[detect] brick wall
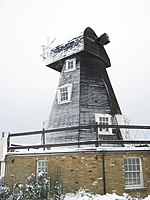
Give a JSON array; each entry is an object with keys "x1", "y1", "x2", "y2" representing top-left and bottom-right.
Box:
[{"x1": 5, "y1": 149, "x2": 150, "y2": 198}]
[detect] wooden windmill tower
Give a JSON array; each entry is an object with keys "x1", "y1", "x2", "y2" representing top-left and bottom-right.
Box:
[{"x1": 42, "y1": 27, "x2": 124, "y2": 144}]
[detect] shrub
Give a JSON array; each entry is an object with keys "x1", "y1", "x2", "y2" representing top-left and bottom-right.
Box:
[
  {"x1": 0, "y1": 176, "x2": 11, "y2": 200},
  {"x1": 15, "y1": 172, "x2": 50, "y2": 200}
]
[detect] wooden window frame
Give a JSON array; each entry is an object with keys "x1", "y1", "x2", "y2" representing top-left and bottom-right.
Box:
[
  {"x1": 124, "y1": 157, "x2": 143, "y2": 189},
  {"x1": 64, "y1": 58, "x2": 76, "y2": 72},
  {"x1": 58, "y1": 84, "x2": 72, "y2": 104},
  {"x1": 37, "y1": 160, "x2": 48, "y2": 175},
  {"x1": 95, "y1": 114, "x2": 112, "y2": 134}
]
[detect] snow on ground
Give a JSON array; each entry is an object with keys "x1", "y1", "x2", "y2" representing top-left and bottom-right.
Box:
[{"x1": 63, "y1": 190, "x2": 150, "y2": 200}]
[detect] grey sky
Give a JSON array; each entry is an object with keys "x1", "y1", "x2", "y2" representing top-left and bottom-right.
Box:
[{"x1": 0, "y1": 0, "x2": 150, "y2": 143}]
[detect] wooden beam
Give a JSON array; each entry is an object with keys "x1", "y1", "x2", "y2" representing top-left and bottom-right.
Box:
[{"x1": 9, "y1": 124, "x2": 150, "y2": 137}]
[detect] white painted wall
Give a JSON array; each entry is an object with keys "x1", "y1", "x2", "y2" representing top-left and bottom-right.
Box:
[{"x1": 0, "y1": 132, "x2": 8, "y2": 176}]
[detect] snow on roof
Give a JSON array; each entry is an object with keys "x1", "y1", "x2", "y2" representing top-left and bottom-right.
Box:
[{"x1": 6, "y1": 146, "x2": 150, "y2": 157}]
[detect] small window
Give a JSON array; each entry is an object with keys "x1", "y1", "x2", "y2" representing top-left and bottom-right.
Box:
[
  {"x1": 65, "y1": 58, "x2": 76, "y2": 72},
  {"x1": 124, "y1": 157, "x2": 143, "y2": 188},
  {"x1": 37, "y1": 160, "x2": 48, "y2": 175},
  {"x1": 95, "y1": 114, "x2": 112, "y2": 134},
  {"x1": 60, "y1": 87, "x2": 68, "y2": 101},
  {"x1": 58, "y1": 84, "x2": 72, "y2": 104}
]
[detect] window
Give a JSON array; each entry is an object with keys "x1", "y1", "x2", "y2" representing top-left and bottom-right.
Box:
[
  {"x1": 124, "y1": 157, "x2": 143, "y2": 188},
  {"x1": 58, "y1": 84, "x2": 72, "y2": 104},
  {"x1": 95, "y1": 114, "x2": 112, "y2": 134},
  {"x1": 37, "y1": 160, "x2": 48, "y2": 175},
  {"x1": 60, "y1": 87, "x2": 68, "y2": 102},
  {"x1": 65, "y1": 58, "x2": 76, "y2": 72}
]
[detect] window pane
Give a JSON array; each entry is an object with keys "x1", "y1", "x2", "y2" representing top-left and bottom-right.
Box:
[
  {"x1": 129, "y1": 165, "x2": 132, "y2": 171},
  {"x1": 60, "y1": 87, "x2": 68, "y2": 101},
  {"x1": 37, "y1": 160, "x2": 48, "y2": 174},
  {"x1": 68, "y1": 61, "x2": 74, "y2": 69},
  {"x1": 124, "y1": 165, "x2": 128, "y2": 171},
  {"x1": 65, "y1": 59, "x2": 76, "y2": 71},
  {"x1": 136, "y1": 158, "x2": 140, "y2": 164},
  {"x1": 99, "y1": 117, "x2": 109, "y2": 132},
  {"x1": 124, "y1": 159, "x2": 127, "y2": 165},
  {"x1": 133, "y1": 165, "x2": 136, "y2": 171},
  {"x1": 137, "y1": 165, "x2": 140, "y2": 170}
]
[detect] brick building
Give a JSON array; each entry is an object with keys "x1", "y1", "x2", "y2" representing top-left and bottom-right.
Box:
[{"x1": 5, "y1": 147, "x2": 150, "y2": 198}]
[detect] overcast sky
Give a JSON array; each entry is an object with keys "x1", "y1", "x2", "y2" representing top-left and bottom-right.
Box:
[{"x1": 0, "y1": 0, "x2": 150, "y2": 143}]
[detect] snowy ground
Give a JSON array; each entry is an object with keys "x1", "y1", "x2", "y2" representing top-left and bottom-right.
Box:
[{"x1": 63, "y1": 190, "x2": 150, "y2": 200}]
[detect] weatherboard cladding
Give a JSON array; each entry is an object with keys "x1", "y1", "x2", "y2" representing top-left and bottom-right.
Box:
[
  {"x1": 47, "y1": 53, "x2": 121, "y2": 143},
  {"x1": 79, "y1": 53, "x2": 121, "y2": 141},
  {"x1": 47, "y1": 56, "x2": 80, "y2": 143},
  {"x1": 46, "y1": 27, "x2": 122, "y2": 143}
]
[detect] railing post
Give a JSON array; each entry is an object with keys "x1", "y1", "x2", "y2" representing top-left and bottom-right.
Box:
[
  {"x1": 7, "y1": 132, "x2": 10, "y2": 152},
  {"x1": 95, "y1": 122, "x2": 99, "y2": 147},
  {"x1": 42, "y1": 128, "x2": 46, "y2": 150}
]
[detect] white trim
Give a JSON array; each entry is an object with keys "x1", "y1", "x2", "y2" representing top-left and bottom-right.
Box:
[
  {"x1": 124, "y1": 157, "x2": 143, "y2": 189},
  {"x1": 64, "y1": 58, "x2": 76, "y2": 72},
  {"x1": 95, "y1": 114, "x2": 112, "y2": 134},
  {"x1": 37, "y1": 160, "x2": 48, "y2": 175},
  {"x1": 58, "y1": 84, "x2": 72, "y2": 104}
]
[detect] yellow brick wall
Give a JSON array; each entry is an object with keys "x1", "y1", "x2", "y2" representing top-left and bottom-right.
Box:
[{"x1": 5, "y1": 150, "x2": 150, "y2": 198}]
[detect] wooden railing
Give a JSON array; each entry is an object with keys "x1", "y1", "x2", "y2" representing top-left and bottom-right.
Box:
[{"x1": 7, "y1": 124, "x2": 150, "y2": 151}]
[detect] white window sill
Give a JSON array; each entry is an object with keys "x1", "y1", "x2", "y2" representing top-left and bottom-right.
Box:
[
  {"x1": 64, "y1": 68, "x2": 76, "y2": 73},
  {"x1": 125, "y1": 186, "x2": 146, "y2": 190},
  {"x1": 98, "y1": 132, "x2": 113, "y2": 135},
  {"x1": 58, "y1": 100, "x2": 71, "y2": 104}
]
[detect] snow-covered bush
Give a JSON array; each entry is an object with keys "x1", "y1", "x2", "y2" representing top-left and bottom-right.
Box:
[
  {"x1": 11, "y1": 174, "x2": 150, "y2": 200},
  {"x1": 54, "y1": 179, "x2": 63, "y2": 200},
  {"x1": 0, "y1": 176, "x2": 11, "y2": 200},
  {"x1": 15, "y1": 172, "x2": 50, "y2": 200}
]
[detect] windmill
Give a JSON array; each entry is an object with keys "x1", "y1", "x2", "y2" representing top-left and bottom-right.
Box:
[{"x1": 42, "y1": 27, "x2": 124, "y2": 145}]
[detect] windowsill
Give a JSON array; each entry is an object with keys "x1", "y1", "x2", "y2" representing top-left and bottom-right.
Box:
[
  {"x1": 58, "y1": 100, "x2": 71, "y2": 104},
  {"x1": 125, "y1": 186, "x2": 146, "y2": 190},
  {"x1": 98, "y1": 132, "x2": 113, "y2": 135},
  {"x1": 64, "y1": 68, "x2": 76, "y2": 73}
]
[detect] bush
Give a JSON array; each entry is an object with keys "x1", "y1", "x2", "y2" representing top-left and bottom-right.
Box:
[
  {"x1": 0, "y1": 176, "x2": 11, "y2": 200},
  {"x1": 15, "y1": 172, "x2": 50, "y2": 200}
]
